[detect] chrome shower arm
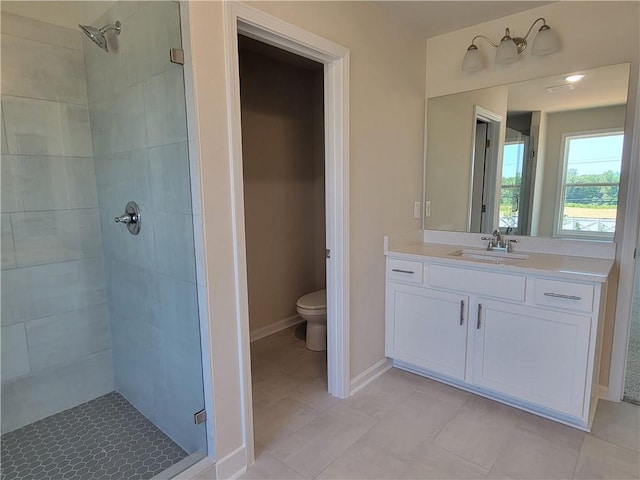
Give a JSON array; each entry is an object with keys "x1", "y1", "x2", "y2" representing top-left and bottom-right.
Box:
[{"x1": 99, "y1": 21, "x2": 122, "y2": 35}]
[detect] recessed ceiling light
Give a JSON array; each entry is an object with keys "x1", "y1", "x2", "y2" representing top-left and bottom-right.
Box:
[{"x1": 565, "y1": 74, "x2": 585, "y2": 83}]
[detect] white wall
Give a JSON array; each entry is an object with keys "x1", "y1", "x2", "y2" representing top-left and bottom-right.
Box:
[
  {"x1": 187, "y1": 0, "x2": 426, "y2": 465},
  {"x1": 537, "y1": 105, "x2": 627, "y2": 237},
  {"x1": 425, "y1": 0, "x2": 639, "y2": 387}
]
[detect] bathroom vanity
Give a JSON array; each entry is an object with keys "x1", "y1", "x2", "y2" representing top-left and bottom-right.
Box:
[{"x1": 384, "y1": 232, "x2": 614, "y2": 430}]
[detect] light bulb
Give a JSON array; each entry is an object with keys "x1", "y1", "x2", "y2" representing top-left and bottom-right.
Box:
[
  {"x1": 462, "y1": 45, "x2": 484, "y2": 72},
  {"x1": 495, "y1": 38, "x2": 518, "y2": 64},
  {"x1": 531, "y1": 25, "x2": 559, "y2": 56}
]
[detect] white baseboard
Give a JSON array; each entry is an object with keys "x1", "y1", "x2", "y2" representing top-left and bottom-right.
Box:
[
  {"x1": 349, "y1": 358, "x2": 392, "y2": 395},
  {"x1": 173, "y1": 455, "x2": 214, "y2": 479},
  {"x1": 214, "y1": 445, "x2": 247, "y2": 480},
  {"x1": 598, "y1": 384, "x2": 617, "y2": 401},
  {"x1": 250, "y1": 315, "x2": 304, "y2": 343}
]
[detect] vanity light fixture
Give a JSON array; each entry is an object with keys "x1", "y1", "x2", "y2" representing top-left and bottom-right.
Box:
[{"x1": 462, "y1": 17, "x2": 559, "y2": 72}]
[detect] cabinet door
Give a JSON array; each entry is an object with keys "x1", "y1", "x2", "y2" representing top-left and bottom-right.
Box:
[
  {"x1": 472, "y1": 299, "x2": 591, "y2": 417},
  {"x1": 386, "y1": 283, "x2": 468, "y2": 380}
]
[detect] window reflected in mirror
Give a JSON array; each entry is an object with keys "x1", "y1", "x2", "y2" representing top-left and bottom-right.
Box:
[
  {"x1": 557, "y1": 130, "x2": 623, "y2": 239},
  {"x1": 424, "y1": 63, "x2": 630, "y2": 241}
]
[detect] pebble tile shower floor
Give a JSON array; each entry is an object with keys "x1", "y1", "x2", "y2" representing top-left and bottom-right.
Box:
[{"x1": 0, "y1": 392, "x2": 187, "y2": 480}]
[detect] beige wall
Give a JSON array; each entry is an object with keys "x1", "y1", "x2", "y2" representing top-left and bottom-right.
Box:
[
  {"x1": 537, "y1": 105, "x2": 627, "y2": 237},
  {"x1": 187, "y1": 1, "x2": 243, "y2": 460},
  {"x1": 425, "y1": 86, "x2": 508, "y2": 231},
  {"x1": 239, "y1": 48, "x2": 325, "y2": 334},
  {"x1": 187, "y1": 0, "x2": 426, "y2": 462},
  {"x1": 425, "y1": 1, "x2": 639, "y2": 388},
  {"x1": 425, "y1": 2, "x2": 639, "y2": 99},
  {"x1": 244, "y1": 1, "x2": 427, "y2": 378},
  {"x1": 529, "y1": 110, "x2": 548, "y2": 237}
]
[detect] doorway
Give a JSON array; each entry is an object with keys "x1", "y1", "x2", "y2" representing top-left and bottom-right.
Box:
[
  {"x1": 501, "y1": 112, "x2": 536, "y2": 236},
  {"x1": 237, "y1": 37, "x2": 330, "y2": 456},
  {"x1": 238, "y1": 36, "x2": 326, "y2": 348},
  {"x1": 469, "y1": 107, "x2": 502, "y2": 234},
  {"x1": 223, "y1": 2, "x2": 350, "y2": 467}
]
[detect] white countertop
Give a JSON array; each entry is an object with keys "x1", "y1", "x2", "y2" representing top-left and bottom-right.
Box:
[{"x1": 384, "y1": 236, "x2": 613, "y2": 283}]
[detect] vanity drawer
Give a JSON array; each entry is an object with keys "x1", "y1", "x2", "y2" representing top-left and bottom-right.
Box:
[
  {"x1": 427, "y1": 264, "x2": 526, "y2": 301},
  {"x1": 388, "y1": 258, "x2": 424, "y2": 285},
  {"x1": 533, "y1": 279, "x2": 594, "y2": 313}
]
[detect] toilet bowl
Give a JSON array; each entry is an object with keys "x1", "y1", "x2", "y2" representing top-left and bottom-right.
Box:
[{"x1": 296, "y1": 289, "x2": 327, "y2": 351}]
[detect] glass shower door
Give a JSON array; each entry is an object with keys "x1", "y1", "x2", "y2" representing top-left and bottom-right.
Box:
[
  {"x1": 624, "y1": 237, "x2": 640, "y2": 405},
  {"x1": 500, "y1": 129, "x2": 529, "y2": 235},
  {"x1": 84, "y1": 0, "x2": 207, "y2": 455}
]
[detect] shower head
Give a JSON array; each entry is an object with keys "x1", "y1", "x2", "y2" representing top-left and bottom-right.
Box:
[{"x1": 79, "y1": 20, "x2": 121, "y2": 52}]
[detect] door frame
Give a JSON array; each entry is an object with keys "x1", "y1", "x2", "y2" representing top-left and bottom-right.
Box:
[
  {"x1": 469, "y1": 106, "x2": 503, "y2": 233},
  {"x1": 503, "y1": 130, "x2": 531, "y2": 235},
  {"x1": 470, "y1": 121, "x2": 488, "y2": 233},
  {"x1": 223, "y1": 1, "x2": 351, "y2": 466},
  {"x1": 604, "y1": 69, "x2": 640, "y2": 401}
]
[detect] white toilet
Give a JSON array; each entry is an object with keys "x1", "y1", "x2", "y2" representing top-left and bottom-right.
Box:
[{"x1": 296, "y1": 289, "x2": 327, "y2": 351}]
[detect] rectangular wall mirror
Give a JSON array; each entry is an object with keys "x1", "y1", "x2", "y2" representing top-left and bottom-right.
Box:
[{"x1": 424, "y1": 63, "x2": 630, "y2": 241}]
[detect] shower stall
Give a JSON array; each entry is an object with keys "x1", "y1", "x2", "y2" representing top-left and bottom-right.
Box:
[{"x1": 1, "y1": 2, "x2": 208, "y2": 479}]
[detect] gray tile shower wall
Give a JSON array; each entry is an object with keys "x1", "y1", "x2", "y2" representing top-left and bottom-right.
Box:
[
  {"x1": 83, "y1": 1, "x2": 206, "y2": 454},
  {"x1": 0, "y1": 13, "x2": 113, "y2": 433}
]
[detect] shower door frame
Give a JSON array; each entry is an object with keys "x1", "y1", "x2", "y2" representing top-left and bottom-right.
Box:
[
  {"x1": 223, "y1": 1, "x2": 351, "y2": 469},
  {"x1": 609, "y1": 71, "x2": 640, "y2": 402}
]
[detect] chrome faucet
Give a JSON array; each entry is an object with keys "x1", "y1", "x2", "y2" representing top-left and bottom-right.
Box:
[
  {"x1": 493, "y1": 230, "x2": 503, "y2": 248},
  {"x1": 481, "y1": 230, "x2": 518, "y2": 253}
]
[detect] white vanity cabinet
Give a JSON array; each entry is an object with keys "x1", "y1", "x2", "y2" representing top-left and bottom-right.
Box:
[
  {"x1": 385, "y1": 255, "x2": 607, "y2": 430},
  {"x1": 471, "y1": 300, "x2": 591, "y2": 418},
  {"x1": 386, "y1": 282, "x2": 468, "y2": 380}
]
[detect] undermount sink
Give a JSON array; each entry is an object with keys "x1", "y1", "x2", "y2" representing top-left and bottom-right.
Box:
[{"x1": 449, "y1": 248, "x2": 530, "y2": 264}]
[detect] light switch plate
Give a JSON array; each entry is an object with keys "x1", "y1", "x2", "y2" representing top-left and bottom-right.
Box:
[
  {"x1": 413, "y1": 201, "x2": 421, "y2": 219},
  {"x1": 425, "y1": 200, "x2": 431, "y2": 218}
]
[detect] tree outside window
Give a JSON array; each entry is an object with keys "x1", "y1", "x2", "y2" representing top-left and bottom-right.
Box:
[{"x1": 556, "y1": 130, "x2": 624, "y2": 239}]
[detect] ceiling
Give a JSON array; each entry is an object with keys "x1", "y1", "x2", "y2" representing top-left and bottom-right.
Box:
[
  {"x1": 374, "y1": 1, "x2": 553, "y2": 38},
  {"x1": 507, "y1": 63, "x2": 630, "y2": 113},
  {"x1": 2, "y1": 1, "x2": 553, "y2": 38}
]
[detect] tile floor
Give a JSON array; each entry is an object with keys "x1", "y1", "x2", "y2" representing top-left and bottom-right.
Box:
[
  {"x1": 0, "y1": 392, "x2": 187, "y2": 480},
  {"x1": 200, "y1": 326, "x2": 640, "y2": 479}
]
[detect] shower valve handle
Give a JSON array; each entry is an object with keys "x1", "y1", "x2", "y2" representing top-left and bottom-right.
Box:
[
  {"x1": 114, "y1": 213, "x2": 137, "y2": 224},
  {"x1": 114, "y1": 201, "x2": 141, "y2": 235}
]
